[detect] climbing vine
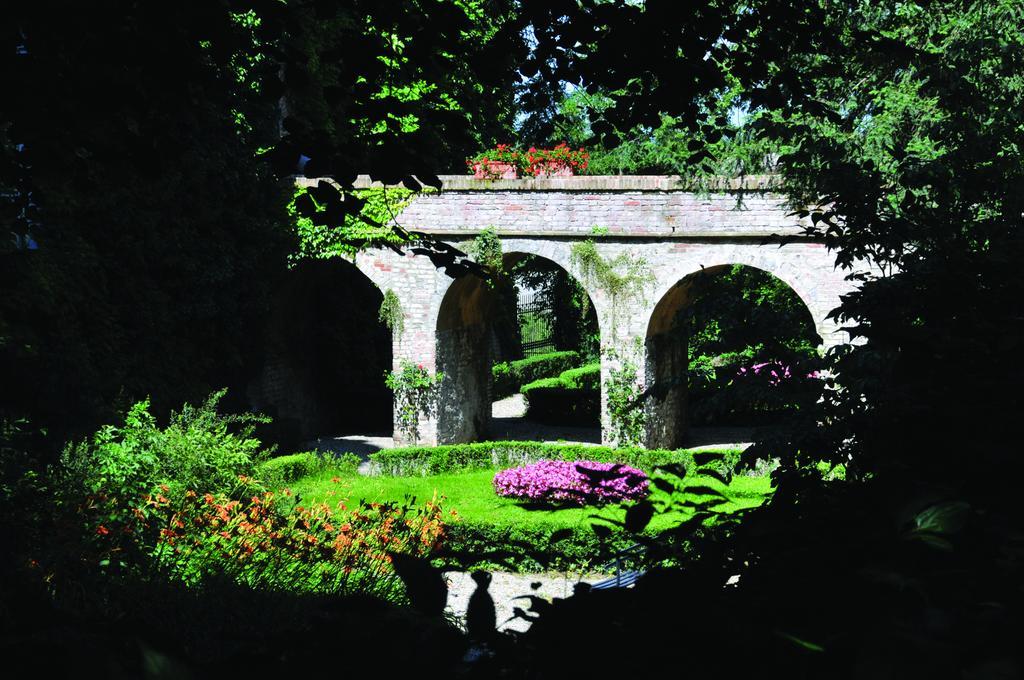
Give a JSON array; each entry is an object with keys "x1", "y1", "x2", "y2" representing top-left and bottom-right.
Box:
[
  {"x1": 468, "y1": 227, "x2": 503, "y2": 282},
  {"x1": 289, "y1": 186, "x2": 425, "y2": 263},
  {"x1": 603, "y1": 345, "x2": 646, "y2": 448},
  {"x1": 385, "y1": 360, "x2": 443, "y2": 443},
  {"x1": 378, "y1": 289, "x2": 405, "y2": 340},
  {"x1": 569, "y1": 238, "x2": 654, "y2": 334}
]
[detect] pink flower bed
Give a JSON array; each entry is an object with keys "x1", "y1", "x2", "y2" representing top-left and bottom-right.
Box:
[{"x1": 493, "y1": 460, "x2": 650, "y2": 506}]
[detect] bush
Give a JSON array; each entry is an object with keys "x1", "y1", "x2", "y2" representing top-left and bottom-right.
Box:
[
  {"x1": 491, "y1": 350, "x2": 581, "y2": 399},
  {"x1": 437, "y1": 522, "x2": 639, "y2": 573},
  {"x1": 522, "y1": 363, "x2": 601, "y2": 423},
  {"x1": 142, "y1": 489, "x2": 446, "y2": 597},
  {"x1": 368, "y1": 440, "x2": 743, "y2": 477},
  {"x1": 255, "y1": 451, "x2": 361, "y2": 488},
  {"x1": 493, "y1": 460, "x2": 650, "y2": 505},
  {"x1": 59, "y1": 390, "x2": 269, "y2": 508},
  {"x1": 558, "y1": 363, "x2": 601, "y2": 390}
]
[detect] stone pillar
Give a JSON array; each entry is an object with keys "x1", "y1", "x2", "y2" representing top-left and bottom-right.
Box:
[
  {"x1": 644, "y1": 324, "x2": 688, "y2": 449},
  {"x1": 431, "y1": 273, "x2": 497, "y2": 445},
  {"x1": 436, "y1": 323, "x2": 492, "y2": 444}
]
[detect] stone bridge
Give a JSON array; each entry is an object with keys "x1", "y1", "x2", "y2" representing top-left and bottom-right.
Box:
[{"x1": 304, "y1": 175, "x2": 857, "y2": 448}]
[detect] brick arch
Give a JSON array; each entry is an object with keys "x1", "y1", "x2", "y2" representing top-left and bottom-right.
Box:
[
  {"x1": 310, "y1": 175, "x2": 866, "y2": 447},
  {"x1": 501, "y1": 247, "x2": 604, "y2": 342},
  {"x1": 647, "y1": 263, "x2": 820, "y2": 341},
  {"x1": 352, "y1": 250, "x2": 395, "y2": 292},
  {"x1": 497, "y1": 238, "x2": 610, "y2": 325},
  {"x1": 648, "y1": 250, "x2": 846, "y2": 349},
  {"x1": 643, "y1": 261, "x2": 829, "y2": 449},
  {"x1": 249, "y1": 256, "x2": 394, "y2": 444}
]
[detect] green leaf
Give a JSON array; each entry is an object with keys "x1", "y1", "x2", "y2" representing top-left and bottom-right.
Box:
[
  {"x1": 913, "y1": 501, "x2": 970, "y2": 535},
  {"x1": 776, "y1": 630, "x2": 825, "y2": 653},
  {"x1": 624, "y1": 500, "x2": 655, "y2": 533},
  {"x1": 652, "y1": 478, "x2": 676, "y2": 493},
  {"x1": 680, "y1": 485, "x2": 727, "y2": 498}
]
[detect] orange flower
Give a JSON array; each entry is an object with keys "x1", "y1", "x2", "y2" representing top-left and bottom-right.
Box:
[{"x1": 96, "y1": 525, "x2": 110, "y2": 536}]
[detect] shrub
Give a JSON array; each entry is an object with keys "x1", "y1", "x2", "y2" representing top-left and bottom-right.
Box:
[
  {"x1": 255, "y1": 451, "x2": 361, "y2": 488},
  {"x1": 141, "y1": 489, "x2": 446, "y2": 598},
  {"x1": 491, "y1": 350, "x2": 581, "y2": 399},
  {"x1": 521, "y1": 363, "x2": 600, "y2": 423},
  {"x1": 385, "y1": 360, "x2": 443, "y2": 443},
  {"x1": 59, "y1": 390, "x2": 269, "y2": 509},
  {"x1": 491, "y1": 361, "x2": 517, "y2": 399},
  {"x1": 437, "y1": 522, "x2": 638, "y2": 573},
  {"x1": 558, "y1": 363, "x2": 601, "y2": 390},
  {"x1": 604, "y1": 346, "x2": 646, "y2": 447},
  {"x1": 368, "y1": 440, "x2": 744, "y2": 477},
  {"x1": 522, "y1": 384, "x2": 599, "y2": 424},
  {"x1": 493, "y1": 459, "x2": 650, "y2": 506}
]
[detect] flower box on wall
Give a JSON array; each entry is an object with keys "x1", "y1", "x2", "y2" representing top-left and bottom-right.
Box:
[
  {"x1": 471, "y1": 160, "x2": 518, "y2": 179},
  {"x1": 527, "y1": 161, "x2": 574, "y2": 177},
  {"x1": 467, "y1": 143, "x2": 589, "y2": 179}
]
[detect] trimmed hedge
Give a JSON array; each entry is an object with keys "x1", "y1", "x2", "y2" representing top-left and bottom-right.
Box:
[
  {"x1": 367, "y1": 440, "x2": 743, "y2": 477},
  {"x1": 558, "y1": 363, "x2": 601, "y2": 390},
  {"x1": 256, "y1": 451, "x2": 360, "y2": 487},
  {"x1": 522, "y1": 362, "x2": 601, "y2": 423},
  {"x1": 492, "y1": 350, "x2": 581, "y2": 399},
  {"x1": 436, "y1": 522, "x2": 641, "y2": 573}
]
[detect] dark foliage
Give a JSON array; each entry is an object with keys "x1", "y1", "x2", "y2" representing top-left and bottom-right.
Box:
[{"x1": 1, "y1": 3, "x2": 291, "y2": 444}]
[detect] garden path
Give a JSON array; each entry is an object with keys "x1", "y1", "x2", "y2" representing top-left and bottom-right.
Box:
[
  {"x1": 443, "y1": 570, "x2": 608, "y2": 634},
  {"x1": 308, "y1": 396, "x2": 762, "y2": 473},
  {"x1": 489, "y1": 394, "x2": 603, "y2": 444}
]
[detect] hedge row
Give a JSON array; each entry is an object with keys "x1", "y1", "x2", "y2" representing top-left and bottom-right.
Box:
[
  {"x1": 255, "y1": 451, "x2": 360, "y2": 487},
  {"x1": 522, "y1": 362, "x2": 601, "y2": 423},
  {"x1": 367, "y1": 440, "x2": 743, "y2": 477},
  {"x1": 492, "y1": 350, "x2": 581, "y2": 399},
  {"x1": 435, "y1": 522, "x2": 643, "y2": 573}
]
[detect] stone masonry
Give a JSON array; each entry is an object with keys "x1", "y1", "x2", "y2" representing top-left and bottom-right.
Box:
[{"x1": 298, "y1": 175, "x2": 860, "y2": 447}]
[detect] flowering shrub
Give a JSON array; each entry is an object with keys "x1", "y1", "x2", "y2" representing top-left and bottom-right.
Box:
[
  {"x1": 736, "y1": 361, "x2": 822, "y2": 385},
  {"x1": 85, "y1": 480, "x2": 447, "y2": 599},
  {"x1": 467, "y1": 143, "x2": 590, "y2": 178},
  {"x1": 493, "y1": 459, "x2": 649, "y2": 506},
  {"x1": 467, "y1": 143, "x2": 521, "y2": 178}
]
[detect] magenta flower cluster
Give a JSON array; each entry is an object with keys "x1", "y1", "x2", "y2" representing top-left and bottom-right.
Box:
[{"x1": 493, "y1": 460, "x2": 650, "y2": 506}]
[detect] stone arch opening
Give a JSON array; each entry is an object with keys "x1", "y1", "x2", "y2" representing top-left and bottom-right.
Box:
[
  {"x1": 503, "y1": 252, "x2": 601, "y2": 360},
  {"x1": 434, "y1": 251, "x2": 604, "y2": 445},
  {"x1": 436, "y1": 273, "x2": 499, "y2": 444},
  {"x1": 492, "y1": 252, "x2": 602, "y2": 441},
  {"x1": 645, "y1": 264, "x2": 822, "y2": 448},
  {"x1": 251, "y1": 259, "x2": 393, "y2": 448}
]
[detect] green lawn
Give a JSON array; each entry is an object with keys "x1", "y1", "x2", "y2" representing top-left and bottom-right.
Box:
[{"x1": 287, "y1": 467, "x2": 773, "y2": 533}]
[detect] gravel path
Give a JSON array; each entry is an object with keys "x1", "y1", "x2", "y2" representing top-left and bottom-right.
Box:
[
  {"x1": 305, "y1": 406, "x2": 762, "y2": 471},
  {"x1": 443, "y1": 570, "x2": 604, "y2": 634},
  {"x1": 307, "y1": 434, "x2": 393, "y2": 474},
  {"x1": 490, "y1": 395, "x2": 602, "y2": 444}
]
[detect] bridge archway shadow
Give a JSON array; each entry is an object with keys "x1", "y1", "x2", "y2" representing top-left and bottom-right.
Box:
[{"x1": 250, "y1": 259, "x2": 393, "y2": 450}]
